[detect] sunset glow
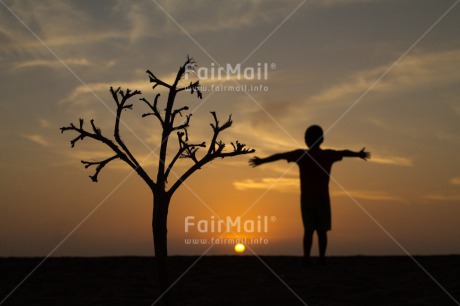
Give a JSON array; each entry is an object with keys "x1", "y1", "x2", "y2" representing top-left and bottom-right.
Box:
[{"x1": 0, "y1": 0, "x2": 459, "y2": 257}]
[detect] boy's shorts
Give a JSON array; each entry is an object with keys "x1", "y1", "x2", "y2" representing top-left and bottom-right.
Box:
[{"x1": 301, "y1": 200, "x2": 331, "y2": 231}]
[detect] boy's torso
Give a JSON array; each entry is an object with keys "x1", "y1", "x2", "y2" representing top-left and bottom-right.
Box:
[{"x1": 289, "y1": 149, "x2": 343, "y2": 201}]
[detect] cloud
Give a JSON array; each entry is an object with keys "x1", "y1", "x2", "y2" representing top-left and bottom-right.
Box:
[
  {"x1": 369, "y1": 155, "x2": 413, "y2": 167},
  {"x1": 38, "y1": 118, "x2": 51, "y2": 128},
  {"x1": 22, "y1": 134, "x2": 50, "y2": 147},
  {"x1": 437, "y1": 132, "x2": 460, "y2": 144},
  {"x1": 231, "y1": 120, "x2": 300, "y2": 152},
  {"x1": 149, "y1": 0, "x2": 382, "y2": 38},
  {"x1": 60, "y1": 76, "x2": 175, "y2": 106},
  {"x1": 0, "y1": 0, "x2": 383, "y2": 55},
  {"x1": 1, "y1": 1, "x2": 129, "y2": 53},
  {"x1": 11, "y1": 58, "x2": 91, "y2": 70},
  {"x1": 3, "y1": 0, "x2": 371, "y2": 65},
  {"x1": 9, "y1": 58, "x2": 116, "y2": 72},
  {"x1": 422, "y1": 194, "x2": 460, "y2": 201},
  {"x1": 306, "y1": 49, "x2": 460, "y2": 106},
  {"x1": 151, "y1": 0, "x2": 305, "y2": 35},
  {"x1": 233, "y1": 177, "x2": 299, "y2": 192},
  {"x1": 450, "y1": 177, "x2": 460, "y2": 186},
  {"x1": 233, "y1": 179, "x2": 405, "y2": 203},
  {"x1": 332, "y1": 189, "x2": 405, "y2": 202},
  {"x1": 109, "y1": 0, "x2": 311, "y2": 43},
  {"x1": 317, "y1": 0, "x2": 379, "y2": 4}
]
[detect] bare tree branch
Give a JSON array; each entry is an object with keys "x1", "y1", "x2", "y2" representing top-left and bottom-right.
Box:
[
  {"x1": 172, "y1": 114, "x2": 192, "y2": 132},
  {"x1": 179, "y1": 140, "x2": 206, "y2": 164},
  {"x1": 208, "y1": 112, "x2": 232, "y2": 155},
  {"x1": 110, "y1": 86, "x2": 139, "y2": 108},
  {"x1": 81, "y1": 155, "x2": 119, "y2": 182},
  {"x1": 61, "y1": 119, "x2": 133, "y2": 167},
  {"x1": 90, "y1": 119, "x2": 102, "y2": 136},
  {"x1": 112, "y1": 87, "x2": 143, "y2": 171},
  {"x1": 177, "y1": 80, "x2": 202, "y2": 99},
  {"x1": 219, "y1": 141, "x2": 255, "y2": 158},
  {"x1": 60, "y1": 118, "x2": 87, "y2": 148},
  {"x1": 155, "y1": 56, "x2": 202, "y2": 186},
  {"x1": 172, "y1": 56, "x2": 202, "y2": 99},
  {"x1": 168, "y1": 112, "x2": 254, "y2": 196},
  {"x1": 173, "y1": 55, "x2": 193, "y2": 87},
  {"x1": 61, "y1": 114, "x2": 155, "y2": 188},
  {"x1": 111, "y1": 86, "x2": 121, "y2": 105},
  {"x1": 63, "y1": 56, "x2": 254, "y2": 198},
  {"x1": 171, "y1": 106, "x2": 189, "y2": 125},
  {"x1": 164, "y1": 132, "x2": 187, "y2": 181},
  {"x1": 164, "y1": 131, "x2": 205, "y2": 181},
  {"x1": 140, "y1": 94, "x2": 164, "y2": 126},
  {"x1": 146, "y1": 70, "x2": 171, "y2": 89}
]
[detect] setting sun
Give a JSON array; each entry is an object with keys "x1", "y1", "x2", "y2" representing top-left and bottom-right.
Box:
[{"x1": 234, "y1": 243, "x2": 246, "y2": 253}]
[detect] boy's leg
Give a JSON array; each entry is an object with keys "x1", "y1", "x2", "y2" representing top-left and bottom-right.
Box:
[
  {"x1": 303, "y1": 228, "x2": 314, "y2": 260},
  {"x1": 317, "y1": 230, "x2": 328, "y2": 259}
]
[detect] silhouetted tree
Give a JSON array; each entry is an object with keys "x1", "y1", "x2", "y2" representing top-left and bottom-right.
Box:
[{"x1": 61, "y1": 56, "x2": 254, "y2": 298}]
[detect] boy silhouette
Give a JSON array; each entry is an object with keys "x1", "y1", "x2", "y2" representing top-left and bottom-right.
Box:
[{"x1": 249, "y1": 125, "x2": 370, "y2": 264}]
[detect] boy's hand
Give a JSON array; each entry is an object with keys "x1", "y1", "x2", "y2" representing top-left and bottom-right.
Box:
[
  {"x1": 359, "y1": 148, "x2": 371, "y2": 161},
  {"x1": 249, "y1": 157, "x2": 262, "y2": 167}
]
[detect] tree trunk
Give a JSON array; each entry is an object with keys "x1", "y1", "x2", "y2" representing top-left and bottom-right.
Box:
[{"x1": 152, "y1": 191, "x2": 170, "y2": 303}]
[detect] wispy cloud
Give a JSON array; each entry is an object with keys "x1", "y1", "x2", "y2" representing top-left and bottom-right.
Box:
[
  {"x1": 1, "y1": 0, "x2": 380, "y2": 55},
  {"x1": 450, "y1": 177, "x2": 460, "y2": 186},
  {"x1": 22, "y1": 134, "x2": 50, "y2": 147},
  {"x1": 60, "y1": 77, "x2": 173, "y2": 106},
  {"x1": 308, "y1": 0, "x2": 379, "y2": 6},
  {"x1": 422, "y1": 194, "x2": 460, "y2": 201},
  {"x1": 369, "y1": 155, "x2": 413, "y2": 167},
  {"x1": 11, "y1": 58, "x2": 91, "y2": 70},
  {"x1": 233, "y1": 179, "x2": 404, "y2": 203},
  {"x1": 1, "y1": 1, "x2": 128, "y2": 53},
  {"x1": 306, "y1": 49, "x2": 460, "y2": 106},
  {"x1": 233, "y1": 177, "x2": 299, "y2": 192},
  {"x1": 332, "y1": 189, "x2": 405, "y2": 202},
  {"x1": 38, "y1": 118, "x2": 51, "y2": 128},
  {"x1": 437, "y1": 132, "x2": 460, "y2": 144},
  {"x1": 232, "y1": 121, "x2": 299, "y2": 153}
]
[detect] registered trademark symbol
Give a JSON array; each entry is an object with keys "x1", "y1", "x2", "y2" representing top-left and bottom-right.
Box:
[
  {"x1": 270, "y1": 216, "x2": 277, "y2": 222},
  {"x1": 270, "y1": 63, "x2": 276, "y2": 69}
]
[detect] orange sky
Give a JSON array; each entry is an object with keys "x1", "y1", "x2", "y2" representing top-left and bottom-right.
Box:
[{"x1": 1, "y1": 0, "x2": 460, "y2": 256}]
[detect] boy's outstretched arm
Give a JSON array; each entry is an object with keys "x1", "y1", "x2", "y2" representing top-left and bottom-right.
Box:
[
  {"x1": 341, "y1": 147, "x2": 371, "y2": 160},
  {"x1": 249, "y1": 153, "x2": 285, "y2": 167}
]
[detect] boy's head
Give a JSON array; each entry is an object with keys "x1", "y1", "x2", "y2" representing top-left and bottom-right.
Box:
[{"x1": 305, "y1": 125, "x2": 324, "y2": 148}]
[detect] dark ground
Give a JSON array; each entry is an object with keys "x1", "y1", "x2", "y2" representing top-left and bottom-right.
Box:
[{"x1": 1, "y1": 256, "x2": 459, "y2": 306}]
